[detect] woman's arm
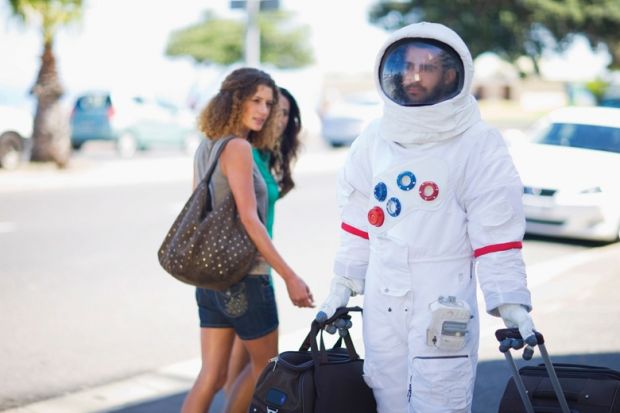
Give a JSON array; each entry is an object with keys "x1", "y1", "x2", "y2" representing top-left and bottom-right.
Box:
[{"x1": 220, "y1": 138, "x2": 314, "y2": 307}]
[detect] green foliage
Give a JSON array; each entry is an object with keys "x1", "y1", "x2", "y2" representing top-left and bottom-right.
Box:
[
  {"x1": 8, "y1": 0, "x2": 83, "y2": 43},
  {"x1": 585, "y1": 78, "x2": 609, "y2": 102},
  {"x1": 368, "y1": 0, "x2": 620, "y2": 70},
  {"x1": 166, "y1": 12, "x2": 244, "y2": 66},
  {"x1": 259, "y1": 12, "x2": 313, "y2": 68},
  {"x1": 166, "y1": 10, "x2": 314, "y2": 68}
]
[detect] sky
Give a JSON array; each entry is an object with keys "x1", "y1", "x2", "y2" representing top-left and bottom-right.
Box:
[
  {"x1": 0, "y1": 0, "x2": 612, "y2": 117},
  {"x1": 0, "y1": 0, "x2": 387, "y2": 110}
]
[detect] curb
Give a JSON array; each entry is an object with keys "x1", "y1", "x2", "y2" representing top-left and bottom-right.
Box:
[{"x1": 1, "y1": 329, "x2": 324, "y2": 413}]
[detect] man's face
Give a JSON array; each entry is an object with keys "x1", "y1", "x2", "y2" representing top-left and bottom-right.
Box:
[{"x1": 401, "y1": 46, "x2": 455, "y2": 105}]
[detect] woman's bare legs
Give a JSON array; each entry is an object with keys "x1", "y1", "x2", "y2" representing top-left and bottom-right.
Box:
[
  {"x1": 223, "y1": 335, "x2": 250, "y2": 397},
  {"x1": 181, "y1": 327, "x2": 236, "y2": 413},
  {"x1": 224, "y1": 329, "x2": 278, "y2": 413}
]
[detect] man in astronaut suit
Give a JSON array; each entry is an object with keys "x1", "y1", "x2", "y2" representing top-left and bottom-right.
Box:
[{"x1": 317, "y1": 22, "x2": 537, "y2": 412}]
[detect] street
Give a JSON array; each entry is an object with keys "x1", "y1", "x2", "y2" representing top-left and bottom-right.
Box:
[{"x1": 0, "y1": 142, "x2": 619, "y2": 412}]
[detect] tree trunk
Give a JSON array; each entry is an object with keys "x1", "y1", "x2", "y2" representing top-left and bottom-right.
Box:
[{"x1": 30, "y1": 41, "x2": 71, "y2": 168}]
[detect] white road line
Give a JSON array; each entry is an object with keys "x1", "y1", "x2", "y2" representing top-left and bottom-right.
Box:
[{"x1": 0, "y1": 222, "x2": 17, "y2": 233}]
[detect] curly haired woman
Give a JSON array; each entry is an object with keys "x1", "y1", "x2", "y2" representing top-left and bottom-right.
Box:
[
  {"x1": 181, "y1": 69, "x2": 314, "y2": 413},
  {"x1": 221, "y1": 86, "x2": 304, "y2": 402}
]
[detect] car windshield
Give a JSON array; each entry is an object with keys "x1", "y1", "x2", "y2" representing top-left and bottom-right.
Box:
[
  {"x1": 533, "y1": 122, "x2": 620, "y2": 154},
  {"x1": 74, "y1": 94, "x2": 111, "y2": 111}
]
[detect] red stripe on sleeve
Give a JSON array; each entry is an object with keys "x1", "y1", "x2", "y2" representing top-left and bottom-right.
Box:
[
  {"x1": 341, "y1": 222, "x2": 369, "y2": 240},
  {"x1": 474, "y1": 241, "x2": 522, "y2": 258}
]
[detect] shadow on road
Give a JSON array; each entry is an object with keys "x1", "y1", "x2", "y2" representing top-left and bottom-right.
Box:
[
  {"x1": 106, "y1": 352, "x2": 620, "y2": 413},
  {"x1": 105, "y1": 390, "x2": 224, "y2": 413},
  {"x1": 474, "y1": 352, "x2": 620, "y2": 413},
  {"x1": 524, "y1": 232, "x2": 613, "y2": 248}
]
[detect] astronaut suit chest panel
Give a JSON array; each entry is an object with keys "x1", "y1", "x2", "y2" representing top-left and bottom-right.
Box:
[
  {"x1": 366, "y1": 138, "x2": 461, "y2": 239},
  {"x1": 362, "y1": 135, "x2": 478, "y2": 298}
]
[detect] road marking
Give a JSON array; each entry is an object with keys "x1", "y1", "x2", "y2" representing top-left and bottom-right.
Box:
[{"x1": 0, "y1": 222, "x2": 17, "y2": 233}]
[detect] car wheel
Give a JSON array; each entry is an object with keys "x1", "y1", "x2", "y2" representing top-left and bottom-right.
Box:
[
  {"x1": 0, "y1": 132, "x2": 23, "y2": 170},
  {"x1": 71, "y1": 141, "x2": 83, "y2": 151},
  {"x1": 117, "y1": 132, "x2": 137, "y2": 158}
]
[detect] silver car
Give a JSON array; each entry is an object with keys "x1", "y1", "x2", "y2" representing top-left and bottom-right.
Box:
[
  {"x1": 319, "y1": 92, "x2": 383, "y2": 147},
  {"x1": 509, "y1": 106, "x2": 620, "y2": 242}
]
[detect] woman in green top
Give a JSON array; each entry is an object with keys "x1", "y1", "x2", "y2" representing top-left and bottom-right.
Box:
[
  {"x1": 252, "y1": 86, "x2": 301, "y2": 235},
  {"x1": 223, "y1": 87, "x2": 303, "y2": 399}
]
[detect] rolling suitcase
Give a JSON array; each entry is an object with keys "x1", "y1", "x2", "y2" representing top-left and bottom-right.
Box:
[{"x1": 496, "y1": 328, "x2": 620, "y2": 413}]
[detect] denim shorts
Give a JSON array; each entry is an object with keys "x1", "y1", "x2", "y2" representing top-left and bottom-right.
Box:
[{"x1": 195, "y1": 275, "x2": 279, "y2": 340}]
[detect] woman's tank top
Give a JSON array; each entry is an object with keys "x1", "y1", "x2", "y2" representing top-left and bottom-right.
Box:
[{"x1": 252, "y1": 148, "x2": 279, "y2": 237}]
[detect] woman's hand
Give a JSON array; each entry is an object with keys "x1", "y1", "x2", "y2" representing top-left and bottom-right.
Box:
[{"x1": 284, "y1": 274, "x2": 315, "y2": 308}]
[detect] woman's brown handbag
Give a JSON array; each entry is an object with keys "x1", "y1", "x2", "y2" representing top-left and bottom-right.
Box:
[{"x1": 157, "y1": 137, "x2": 257, "y2": 291}]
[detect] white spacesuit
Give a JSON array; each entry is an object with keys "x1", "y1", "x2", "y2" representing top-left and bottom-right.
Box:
[{"x1": 318, "y1": 22, "x2": 536, "y2": 412}]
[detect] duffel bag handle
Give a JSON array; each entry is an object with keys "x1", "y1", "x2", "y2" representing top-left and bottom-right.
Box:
[
  {"x1": 318, "y1": 306, "x2": 363, "y2": 328},
  {"x1": 299, "y1": 306, "x2": 362, "y2": 363}
]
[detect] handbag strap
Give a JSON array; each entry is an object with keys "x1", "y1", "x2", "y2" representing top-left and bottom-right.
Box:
[
  {"x1": 201, "y1": 136, "x2": 236, "y2": 188},
  {"x1": 199, "y1": 135, "x2": 268, "y2": 225},
  {"x1": 199, "y1": 136, "x2": 237, "y2": 213}
]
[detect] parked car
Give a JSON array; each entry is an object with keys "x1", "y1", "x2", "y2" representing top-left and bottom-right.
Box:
[
  {"x1": 599, "y1": 95, "x2": 620, "y2": 108},
  {"x1": 599, "y1": 83, "x2": 620, "y2": 108},
  {"x1": 70, "y1": 91, "x2": 200, "y2": 157},
  {"x1": 0, "y1": 104, "x2": 32, "y2": 170},
  {"x1": 319, "y1": 92, "x2": 383, "y2": 147},
  {"x1": 509, "y1": 106, "x2": 620, "y2": 242}
]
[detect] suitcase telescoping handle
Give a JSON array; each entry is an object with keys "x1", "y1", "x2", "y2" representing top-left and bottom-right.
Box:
[{"x1": 495, "y1": 328, "x2": 571, "y2": 413}]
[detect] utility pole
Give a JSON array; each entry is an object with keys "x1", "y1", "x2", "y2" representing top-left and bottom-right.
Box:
[
  {"x1": 230, "y1": 0, "x2": 278, "y2": 66},
  {"x1": 245, "y1": 0, "x2": 260, "y2": 67}
]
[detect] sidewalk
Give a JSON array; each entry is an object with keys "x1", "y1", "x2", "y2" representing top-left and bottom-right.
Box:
[
  {"x1": 0, "y1": 149, "x2": 348, "y2": 194},
  {"x1": 0, "y1": 156, "x2": 193, "y2": 193},
  {"x1": 1, "y1": 328, "x2": 318, "y2": 413},
  {"x1": 5, "y1": 241, "x2": 620, "y2": 413}
]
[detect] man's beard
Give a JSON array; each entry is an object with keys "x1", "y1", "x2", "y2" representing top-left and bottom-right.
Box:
[{"x1": 403, "y1": 81, "x2": 446, "y2": 105}]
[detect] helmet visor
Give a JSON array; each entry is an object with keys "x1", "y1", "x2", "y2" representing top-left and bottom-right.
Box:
[{"x1": 379, "y1": 38, "x2": 465, "y2": 106}]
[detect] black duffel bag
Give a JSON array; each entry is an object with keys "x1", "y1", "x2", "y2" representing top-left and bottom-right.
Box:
[{"x1": 250, "y1": 306, "x2": 377, "y2": 413}]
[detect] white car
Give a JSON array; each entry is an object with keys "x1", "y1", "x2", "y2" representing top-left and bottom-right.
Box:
[
  {"x1": 0, "y1": 105, "x2": 33, "y2": 170},
  {"x1": 509, "y1": 106, "x2": 620, "y2": 242},
  {"x1": 319, "y1": 92, "x2": 383, "y2": 147}
]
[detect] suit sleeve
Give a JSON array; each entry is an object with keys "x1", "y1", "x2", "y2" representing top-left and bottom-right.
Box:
[
  {"x1": 333, "y1": 131, "x2": 373, "y2": 281},
  {"x1": 463, "y1": 128, "x2": 532, "y2": 316}
]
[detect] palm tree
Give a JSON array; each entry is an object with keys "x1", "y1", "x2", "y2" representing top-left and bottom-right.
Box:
[{"x1": 7, "y1": 0, "x2": 83, "y2": 167}]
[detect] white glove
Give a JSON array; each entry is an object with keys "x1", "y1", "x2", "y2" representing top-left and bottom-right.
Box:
[
  {"x1": 315, "y1": 275, "x2": 364, "y2": 322},
  {"x1": 498, "y1": 303, "x2": 537, "y2": 345}
]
